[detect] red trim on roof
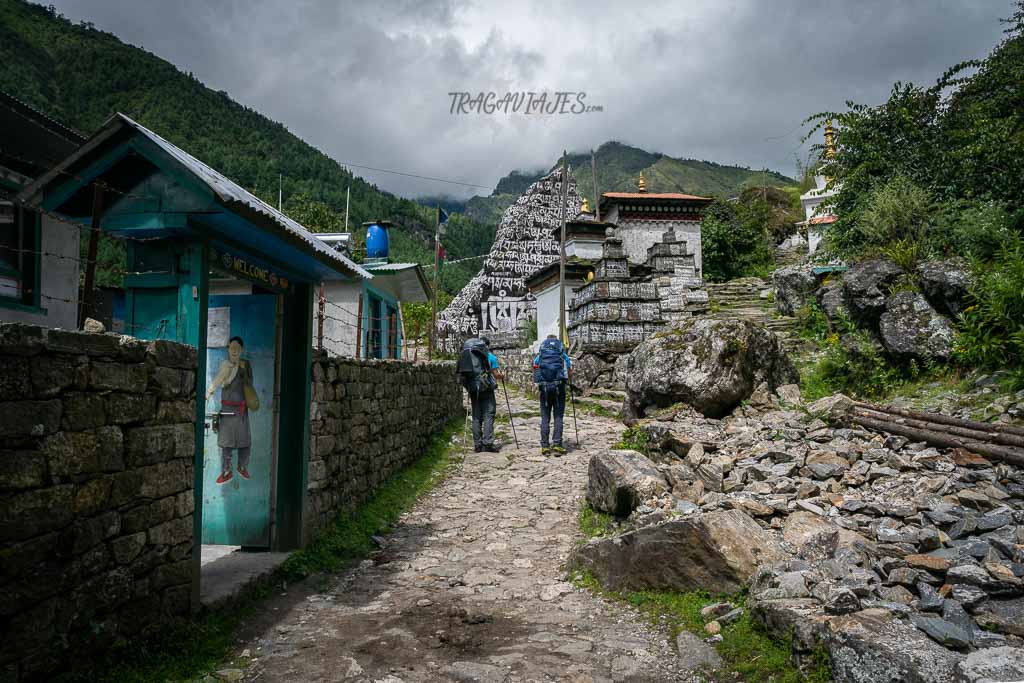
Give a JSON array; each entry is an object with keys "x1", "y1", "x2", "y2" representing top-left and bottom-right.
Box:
[
  {"x1": 602, "y1": 191, "x2": 711, "y2": 201},
  {"x1": 808, "y1": 215, "x2": 838, "y2": 225}
]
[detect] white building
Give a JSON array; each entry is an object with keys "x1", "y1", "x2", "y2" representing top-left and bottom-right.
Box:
[
  {"x1": 523, "y1": 211, "x2": 607, "y2": 346},
  {"x1": 798, "y1": 123, "x2": 840, "y2": 254},
  {"x1": 597, "y1": 173, "x2": 712, "y2": 275},
  {"x1": 312, "y1": 231, "x2": 430, "y2": 359},
  {"x1": 1, "y1": 92, "x2": 86, "y2": 329}
]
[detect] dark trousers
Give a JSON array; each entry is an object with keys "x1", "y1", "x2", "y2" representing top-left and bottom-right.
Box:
[
  {"x1": 539, "y1": 382, "x2": 566, "y2": 447},
  {"x1": 469, "y1": 389, "x2": 496, "y2": 447},
  {"x1": 221, "y1": 446, "x2": 250, "y2": 472}
]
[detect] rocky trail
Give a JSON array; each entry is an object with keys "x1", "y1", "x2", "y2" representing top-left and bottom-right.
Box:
[{"x1": 235, "y1": 395, "x2": 710, "y2": 683}]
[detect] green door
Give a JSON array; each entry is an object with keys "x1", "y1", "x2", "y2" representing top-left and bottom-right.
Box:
[{"x1": 201, "y1": 293, "x2": 278, "y2": 547}]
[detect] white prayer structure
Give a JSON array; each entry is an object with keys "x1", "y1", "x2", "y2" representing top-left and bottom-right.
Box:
[{"x1": 798, "y1": 122, "x2": 839, "y2": 254}]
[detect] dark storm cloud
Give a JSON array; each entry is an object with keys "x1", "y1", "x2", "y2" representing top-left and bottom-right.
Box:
[{"x1": 47, "y1": 0, "x2": 1008, "y2": 198}]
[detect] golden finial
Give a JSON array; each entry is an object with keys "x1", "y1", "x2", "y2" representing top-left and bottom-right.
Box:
[
  {"x1": 637, "y1": 171, "x2": 647, "y2": 193},
  {"x1": 824, "y1": 120, "x2": 836, "y2": 160},
  {"x1": 580, "y1": 196, "x2": 592, "y2": 214}
]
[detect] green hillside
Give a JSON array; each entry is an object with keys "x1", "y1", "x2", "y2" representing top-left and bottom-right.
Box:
[
  {"x1": 478, "y1": 141, "x2": 796, "y2": 213},
  {"x1": 0, "y1": 0, "x2": 491, "y2": 294}
]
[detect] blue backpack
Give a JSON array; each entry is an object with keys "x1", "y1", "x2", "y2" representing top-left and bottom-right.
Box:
[{"x1": 534, "y1": 337, "x2": 565, "y2": 388}]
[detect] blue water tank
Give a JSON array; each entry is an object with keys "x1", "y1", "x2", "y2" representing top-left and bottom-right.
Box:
[{"x1": 365, "y1": 221, "x2": 389, "y2": 260}]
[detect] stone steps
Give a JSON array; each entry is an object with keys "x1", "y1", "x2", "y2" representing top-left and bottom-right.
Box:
[{"x1": 705, "y1": 277, "x2": 803, "y2": 352}]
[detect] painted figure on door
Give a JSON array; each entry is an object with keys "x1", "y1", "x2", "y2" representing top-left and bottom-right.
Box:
[{"x1": 206, "y1": 336, "x2": 258, "y2": 484}]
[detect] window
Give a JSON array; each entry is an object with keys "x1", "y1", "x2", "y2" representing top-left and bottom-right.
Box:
[
  {"x1": 366, "y1": 294, "x2": 383, "y2": 359},
  {"x1": 0, "y1": 199, "x2": 40, "y2": 307},
  {"x1": 386, "y1": 305, "x2": 399, "y2": 359}
]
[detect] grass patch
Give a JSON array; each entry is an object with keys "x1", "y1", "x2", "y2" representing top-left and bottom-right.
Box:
[
  {"x1": 571, "y1": 572, "x2": 831, "y2": 683},
  {"x1": 575, "y1": 398, "x2": 619, "y2": 418},
  {"x1": 577, "y1": 502, "x2": 617, "y2": 540},
  {"x1": 81, "y1": 419, "x2": 464, "y2": 683},
  {"x1": 616, "y1": 425, "x2": 651, "y2": 453}
]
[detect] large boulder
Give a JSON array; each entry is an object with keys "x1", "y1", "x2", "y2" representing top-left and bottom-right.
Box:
[
  {"x1": 828, "y1": 609, "x2": 963, "y2": 683},
  {"x1": 878, "y1": 292, "x2": 956, "y2": 363},
  {"x1": 842, "y1": 259, "x2": 904, "y2": 327},
  {"x1": 773, "y1": 265, "x2": 819, "y2": 316},
  {"x1": 918, "y1": 259, "x2": 972, "y2": 318},
  {"x1": 624, "y1": 318, "x2": 798, "y2": 418},
  {"x1": 571, "y1": 352, "x2": 616, "y2": 391},
  {"x1": 817, "y1": 279, "x2": 851, "y2": 324},
  {"x1": 568, "y1": 509, "x2": 787, "y2": 594},
  {"x1": 586, "y1": 450, "x2": 668, "y2": 517}
]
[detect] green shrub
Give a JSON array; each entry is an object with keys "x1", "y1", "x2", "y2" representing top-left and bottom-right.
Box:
[
  {"x1": 882, "y1": 238, "x2": 921, "y2": 272},
  {"x1": 616, "y1": 425, "x2": 651, "y2": 453},
  {"x1": 801, "y1": 330, "x2": 904, "y2": 400},
  {"x1": 956, "y1": 234, "x2": 1024, "y2": 381},
  {"x1": 794, "y1": 302, "x2": 832, "y2": 341},
  {"x1": 936, "y1": 200, "x2": 1018, "y2": 260}
]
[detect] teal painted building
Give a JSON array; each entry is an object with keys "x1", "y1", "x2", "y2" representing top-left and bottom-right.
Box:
[{"x1": 19, "y1": 113, "x2": 373, "y2": 606}]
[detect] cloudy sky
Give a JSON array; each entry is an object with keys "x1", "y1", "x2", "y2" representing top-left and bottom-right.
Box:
[{"x1": 49, "y1": 0, "x2": 1009, "y2": 199}]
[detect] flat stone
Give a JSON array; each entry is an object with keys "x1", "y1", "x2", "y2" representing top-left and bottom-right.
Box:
[
  {"x1": 956, "y1": 647, "x2": 1024, "y2": 683},
  {"x1": 675, "y1": 631, "x2": 722, "y2": 674},
  {"x1": 910, "y1": 615, "x2": 971, "y2": 650},
  {"x1": 906, "y1": 554, "x2": 951, "y2": 573}
]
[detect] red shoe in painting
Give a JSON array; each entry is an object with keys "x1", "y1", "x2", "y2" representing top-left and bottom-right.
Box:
[
  {"x1": 216, "y1": 470, "x2": 233, "y2": 485},
  {"x1": 237, "y1": 467, "x2": 250, "y2": 480}
]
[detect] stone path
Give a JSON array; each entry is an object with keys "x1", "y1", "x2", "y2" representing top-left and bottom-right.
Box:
[{"x1": 238, "y1": 395, "x2": 696, "y2": 682}]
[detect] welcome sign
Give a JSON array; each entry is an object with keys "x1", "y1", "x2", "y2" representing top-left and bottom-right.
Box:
[{"x1": 210, "y1": 246, "x2": 293, "y2": 293}]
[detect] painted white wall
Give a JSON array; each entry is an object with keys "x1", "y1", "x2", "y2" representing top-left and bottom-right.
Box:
[
  {"x1": 315, "y1": 281, "x2": 361, "y2": 357},
  {"x1": 535, "y1": 279, "x2": 588, "y2": 343},
  {"x1": 616, "y1": 219, "x2": 703, "y2": 274},
  {"x1": 0, "y1": 215, "x2": 80, "y2": 329},
  {"x1": 808, "y1": 229, "x2": 823, "y2": 255},
  {"x1": 565, "y1": 238, "x2": 603, "y2": 260},
  {"x1": 534, "y1": 283, "x2": 561, "y2": 343}
]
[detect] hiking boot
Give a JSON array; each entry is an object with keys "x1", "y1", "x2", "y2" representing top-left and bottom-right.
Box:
[
  {"x1": 483, "y1": 444, "x2": 500, "y2": 453},
  {"x1": 551, "y1": 445, "x2": 567, "y2": 457},
  {"x1": 215, "y1": 470, "x2": 233, "y2": 485},
  {"x1": 540, "y1": 446, "x2": 551, "y2": 456},
  {"x1": 474, "y1": 445, "x2": 483, "y2": 453}
]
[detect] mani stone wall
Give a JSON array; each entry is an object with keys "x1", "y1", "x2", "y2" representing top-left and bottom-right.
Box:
[
  {"x1": 436, "y1": 168, "x2": 583, "y2": 352},
  {"x1": 305, "y1": 355, "x2": 463, "y2": 538},
  {"x1": 0, "y1": 323, "x2": 196, "y2": 683}
]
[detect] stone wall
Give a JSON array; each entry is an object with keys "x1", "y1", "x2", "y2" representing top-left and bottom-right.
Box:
[
  {"x1": 305, "y1": 355, "x2": 463, "y2": 538},
  {"x1": 492, "y1": 347, "x2": 537, "y2": 395},
  {"x1": 0, "y1": 323, "x2": 196, "y2": 682}
]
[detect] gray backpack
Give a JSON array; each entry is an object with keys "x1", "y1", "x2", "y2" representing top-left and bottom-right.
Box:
[{"x1": 456, "y1": 338, "x2": 496, "y2": 392}]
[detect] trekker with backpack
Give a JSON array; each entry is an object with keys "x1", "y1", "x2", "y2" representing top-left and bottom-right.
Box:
[
  {"x1": 533, "y1": 334, "x2": 572, "y2": 456},
  {"x1": 456, "y1": 336, "x2": 503, "y2": 453}
]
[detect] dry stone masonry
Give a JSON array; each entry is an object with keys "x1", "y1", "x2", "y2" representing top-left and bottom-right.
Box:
[
  {"x1": 437, "y1": 169, "x2": 582, "y2": 351},
  {"x1": 305, "y1": 355, "x2": 463, "y2": 538},
  {"x1": 0, "y1": 323, "x2": 197, "y2": 683}
]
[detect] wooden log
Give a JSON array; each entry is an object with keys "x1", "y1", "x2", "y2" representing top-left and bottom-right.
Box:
[
  {"x1": 849, "y1": 415, "x2": 1024, "y2": 467},
  {"x1": 852, "y1": 407, "x2": 1024, "y2": 450},
  {"x1": 855, "y1": 402, "x2": 1024, "y2": 439}
]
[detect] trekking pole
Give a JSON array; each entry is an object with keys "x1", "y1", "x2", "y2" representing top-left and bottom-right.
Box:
[
  {"x1": 568, "y1": 381, "x2": 580, "y2": 448},
  {"x1": 500, "y1": 379, "x2": 520, "y2": 449}
]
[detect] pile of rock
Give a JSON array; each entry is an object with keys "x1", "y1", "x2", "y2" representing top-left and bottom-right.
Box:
[
  {"x1": 773, "y1": 257, "x2": 971, "y2": 364},
  {"x1": 571, "y1": 387, "x2": 1024, "y2": 681}
]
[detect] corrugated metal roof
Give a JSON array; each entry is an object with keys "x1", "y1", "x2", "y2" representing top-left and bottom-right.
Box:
[
  {"x1": 118, "y1": 113, "x2": 371, "y2": 280},
  {"x1": 364, "y1": 262, "x2": 418, "y2": 272},
  {"x1": 362, "y1": 262, "x2": 430, "y2": 302}
]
